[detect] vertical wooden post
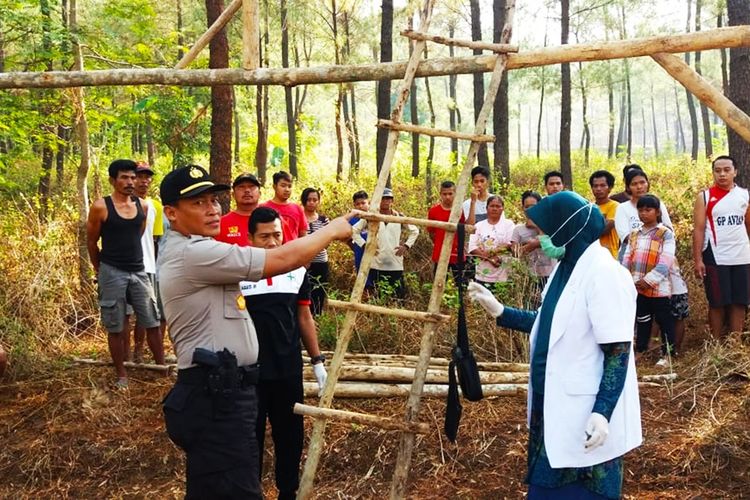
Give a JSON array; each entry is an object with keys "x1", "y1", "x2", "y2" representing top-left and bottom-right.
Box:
[
  {"x1": 242, "y1": 0, "x2": 260, "y2": 69},
  {"x1": 388, "y1": 0, "x2": 516, "y2": 497},
  {"x1": 296, "y1": 1, "x2": 436, "y2": 498}
]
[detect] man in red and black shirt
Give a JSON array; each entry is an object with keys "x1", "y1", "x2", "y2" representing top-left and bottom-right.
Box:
[
  {"x1": 216, "y1": 172, "x2": 262, "y2": 246},
  {"x1": 242, "y1": 207, "x2": 327, "y2": 499},
  {"x1": 427, "y1": 180, "x2": 466, "y2": 283}
]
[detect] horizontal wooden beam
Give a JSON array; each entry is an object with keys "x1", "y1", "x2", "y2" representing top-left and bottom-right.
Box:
[
  {"x1": 352, "y1": 209, "x2": 475, "y2": 233},
  {"x1": 1, "y1": 26, "x2": 748, "y2": 89},
  {"x1": 326, "y1": 299, "x2": 451, "y2": 323},
  {"x1": 293, "y1": 403, "x2": 431, "y2": 434},
  {"x1": 401, "y1": 29, "x2": 519, "y2": 53},
  {"x1": 302, "y1": 381, "x2": 525, "y2": 398},
  {"x1": 175, "y1": 0, "x2": 242, "y2": 69},
  {"x1": 377, "y1": 119, "x2": 495, "y2": 142}
]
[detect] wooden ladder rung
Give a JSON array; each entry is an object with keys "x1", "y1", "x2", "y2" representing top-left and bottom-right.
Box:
[
  {"x1": 378, "y1": 119, "x2": 495, "y2": 143},
  {"x1": 327, "y1": 299, "x2": 450, "y2": 323},
  {"x1": 400, "y1": 29, "x2": 520, "y2": 53},
  {"x1": 294, "y1": 403, "x2": 431, "y2": 434},
  {"x1": 354, "y1": 209, "x2": 476, "y2": 233}
]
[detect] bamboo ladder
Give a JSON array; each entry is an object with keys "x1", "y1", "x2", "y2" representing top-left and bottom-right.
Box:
[{"x1": 294, "y1": 0, "x2": 518, "y2": 498}]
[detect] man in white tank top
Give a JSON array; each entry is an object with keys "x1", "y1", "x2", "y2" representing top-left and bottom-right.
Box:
[{"x1": 693, "y1": 155, "x2": 750, "y2": 337}]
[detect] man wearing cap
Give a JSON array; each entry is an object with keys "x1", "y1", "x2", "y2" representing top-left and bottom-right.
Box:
[
  {"x1": 352, "y1": 188, "x2": 419, "y2": 299},
  {"x1": 158, "y1": 164, "x2": 353, "y2": 499},
  {"x1": 215, "y1": 172, "x2": 261, "y2": 246},
  {"x1": 86, "y1": 159, "x2": 162, "y2": 388},
  {"x1": 129, "y1": 161, "x2": 166, "y2": 363}
]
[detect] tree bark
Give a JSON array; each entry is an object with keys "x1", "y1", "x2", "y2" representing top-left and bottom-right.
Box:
[
  {"x1": 424, "y1": 66, "x2": 436, "y2": 206},
  {"x1": 651, "y1": 85, "x2": 660, "y2": 157},
  {"x1": 342, "y1": 11, "x2": 358, "y2": 177},
  {"x1": 493, "y1": 0, "x2": 509, "y2": 182},
  {"x1": 684, "y1": 0, "x2": 699, "y2": 160},
  {"x1": 718, "y1": 12, "x2": 729, "y2": 95},
  {"x1": 70, "y1": 0, "x2": 91, "y2": 287},
  {"x1": 281, "y1": 0, "x2": 297, "y2": 177},
  {"x1": 38, "y1": 0, "x2": 54, "y2": 221},
  {"x1": 615, "y1": 82, "x2": 626, "y2": 156},
  {"x1": 447, "y1": 21, "x2": 459, "y2": 166},
  {"x1": 694, "y1": 0, "x2": 713, "y2": 158},
  {"x1": 470, "y1": 0, "x2": 489, "y2": 166},
  {"x1": 232, "y1": 87, "x2": 240, "y2": 163},
  {"x1": 674, "y1": 84, "x2": 687, "y2": 152},
  {"x1": 376, "y1": 0, "x2": 393, "y2": 177},
  {"x1": 206, "y1": 0, "x2": 232, "y2": 212},
  {"x1": 177, "y1": 0, "x2": 184, "y2": 62},
  {"x1": 728, "y1": 0, "x2": 750, "y2": 184},
  {"x1": 255, "y1": 0, "x2": 269, "y2": 184},
  {"x1": 560, "y1": 0, "x2": 572, "y2": 183},
  {"x1": 607, "y1": 63, "x2": 615, "y2": 158},
  {"x1": 408, "y1": 15, "x2": 419, "y2": 179},
  {"x1": 578, "y1": 60, "x2": 590, "y2": 167}
]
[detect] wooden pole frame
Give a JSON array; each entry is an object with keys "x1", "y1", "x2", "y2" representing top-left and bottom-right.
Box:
[
  {"x1": 377, "y1": 118, "x2": 495, "y2": 142},
  {"x1": 401, "y1": 29, "x2": 519, "y2": 53},
  {"x1": 293, "y1": 403, "x2": 431, "y2": 434},
  {"x1": 175, "y1": 0, "x2": 242, "y2": 69},
  {"x1": 2, "y1": 26, "x2": 750, "y2": 89},
  {"x1": 351, "y1": 209, "x2": 476, "y2": 232},
  {"x1": 241, "y1": 0, "x2": 260, "y2": 70}
]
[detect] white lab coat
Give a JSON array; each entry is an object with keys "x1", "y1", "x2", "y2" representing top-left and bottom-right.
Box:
[{"x1": 528, "y1": 242, "x2": 642, "y2": 468}]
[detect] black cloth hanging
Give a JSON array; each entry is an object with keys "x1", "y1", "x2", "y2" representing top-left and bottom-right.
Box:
[{"x1": 444, "y1": 223, "x2": 483, "y2": 443}]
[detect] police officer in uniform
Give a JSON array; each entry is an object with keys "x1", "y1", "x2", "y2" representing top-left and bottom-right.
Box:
[{"x1": 158, "y1": 165, "x2": 353, "y2": 499}]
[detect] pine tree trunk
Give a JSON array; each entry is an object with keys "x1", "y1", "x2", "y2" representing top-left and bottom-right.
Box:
[
  {"x1": 424, "y1": 68, "x2": 436, "y2": 206},
  {"x1": 39, "y1": 0, "x2": 54, "y2": 221},
  {"x1": 684, "y1": 0, "x2": 699, "y2": 161},
  {"x1": 536, "y1": 69, "x2": 546, "y2": 159},
  {"x1": 728, "y1": 0, "x2": 750, "y2": 185},
  {"x1": 342, "y1": 11, "x2": 358, "y2": 177},
  {"x1": 469, "y1": 0, "x2": 488, "y2": 166},
  {"x1": 206, "y1": 0, "x2": 233, "y2": 211},
  {"x1": 146, "y1": 115, "x2": 155, "y2": 166},
  {"x1": 55, "y1": 124, "x2": 67, "y2": 189},
  {"x1": 718, "y1": 13, "x2": 729, "y2": 95},
  {"x1": 71, "y1": 0, "x2": 91, "y2": 287},
  {"x1": 408, "y1": 15, "x2": 419, "y2": 179},
  {"x1": 232, "y1": 87, "x2": 240, "y2": 164},
  {"x1": 255, "y1": 0, "x2": 269, "y2": 184},
  {"x1": 447, "y1": 22, "x2": 459, "y2": 166},
  {"x1": 176, "y1": 0, "x2": 184, "y2": 62},
  {"x1": 493, "y1": 0, "x2": 509, "y2": 183},
  {"x1": 578, "y1": 61, "x2": 590, "y2": 168},
  {"x1": 615, "y1": 82, "x2": 626, "y2": 156},
  {"x1": 560, "y1": 0, "x2": 572, "y2": 183},
  {"x1": 376, "y1": 0, "x2": 393, "y2": 177},
  {"x1": 282, "y1": 0, "x2": 297, "y2": 177},
  {"x1": 607, "y1": 63, "x2": 615, "y2": 158},
  {"x1": 674, "y1": 84, "x2": 687, "y2": 153},
  {"x1": 694, "y1": 0, "x2": 713, "y2": 157},
  {"x1": 651, "y1": 86, "x2": 660, "y2": 158}
]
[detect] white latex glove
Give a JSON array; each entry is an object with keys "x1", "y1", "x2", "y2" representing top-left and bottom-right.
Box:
[
  {"x1": 584, "y1": 413, "x2": 609, "y2": 452},
  {"x1": 467, "y1": 281, "x2": 505, "y2": 318},
  {"x1": 313, "y1": 362, "x2": 328, "y2": 395}
]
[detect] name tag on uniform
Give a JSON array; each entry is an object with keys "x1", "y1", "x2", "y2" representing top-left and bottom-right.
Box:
[{"x1": 240, "y1": 266, "x2": 306, "y2": 297}]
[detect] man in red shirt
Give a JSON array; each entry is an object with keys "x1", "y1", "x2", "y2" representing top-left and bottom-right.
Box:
[
  {"x1": 427, "y1": 180, "x2": 466, "y2": 283},
  {"x1": 215, "y1": 172, "x2": 261, "y2": 246},
  {"x1": 261, "y1": 171, "x2": 307, "y2": 243}
]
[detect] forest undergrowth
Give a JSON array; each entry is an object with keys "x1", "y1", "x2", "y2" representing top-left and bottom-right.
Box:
[{"x1": 1, "y1": 153, "x2": 748, "y2": 497}]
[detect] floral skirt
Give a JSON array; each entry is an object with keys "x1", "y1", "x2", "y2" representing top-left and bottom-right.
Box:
[{"x1": 527, "y1": 391, "x2": 623, "y2": 499}]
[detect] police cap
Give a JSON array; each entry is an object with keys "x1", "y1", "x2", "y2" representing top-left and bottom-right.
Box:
[{"x1": 160, "y1": 165, "x2": 230, "y2": 206}]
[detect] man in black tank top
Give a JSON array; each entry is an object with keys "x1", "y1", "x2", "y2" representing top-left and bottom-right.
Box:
[{"x1": 86, "y1": 159, "x2": 164, "y2": 388}]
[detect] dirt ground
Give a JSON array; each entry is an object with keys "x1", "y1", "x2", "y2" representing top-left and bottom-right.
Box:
[{"x1": 1, "y1": 333, "x2": 748, "y2": 500}]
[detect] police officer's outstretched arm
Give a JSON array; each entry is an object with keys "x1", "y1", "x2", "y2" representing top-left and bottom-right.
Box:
[{"x1": 262, "y1": 212, "x2": 355, "y2": 277}]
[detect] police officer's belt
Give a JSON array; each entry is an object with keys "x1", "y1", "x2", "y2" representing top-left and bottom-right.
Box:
[{"x1": 177, "y1": 364, "x2": 260, "y2": 388}]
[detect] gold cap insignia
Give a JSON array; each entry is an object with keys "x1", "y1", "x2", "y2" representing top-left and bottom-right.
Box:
[{"x1": 189, "y1": 167, "x2": 202, "y2": 179}]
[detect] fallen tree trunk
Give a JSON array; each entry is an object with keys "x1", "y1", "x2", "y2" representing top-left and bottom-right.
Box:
[
  {"x1": 302, "y1": 381, "x2": 526, "y2": 398},
  {"x1": 1, "y1": 26, "x2": 748, "y2": 89},
  {"x1": 320, "y1": 351, "x2": 530, "y2": 372},
  {"x1": 302, "y1": 364, "x2": 529, "y2": 384},
  {"x1": 73, "y1": 357, "x2": 175, "y2": 373}
]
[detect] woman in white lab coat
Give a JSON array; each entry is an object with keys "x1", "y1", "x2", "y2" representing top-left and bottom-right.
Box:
[{"x1": 469, "y1": 191, "x2": 642, "y2": 499}]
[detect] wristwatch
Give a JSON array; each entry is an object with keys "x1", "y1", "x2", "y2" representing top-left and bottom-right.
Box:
[{"x1": 310, "y1": 354, "x2": 326, "y2": 365}]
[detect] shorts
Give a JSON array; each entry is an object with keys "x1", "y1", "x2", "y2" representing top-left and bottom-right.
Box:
[
  {"x1": 98, "y1": 262, "x2": 160, "y2": 333},
  {"x1": 703, "y1": 263, "x2": 750, "y2": 308},
  {"x1": 670, "y1": 293, "x2": 689, "y2": 320}
]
